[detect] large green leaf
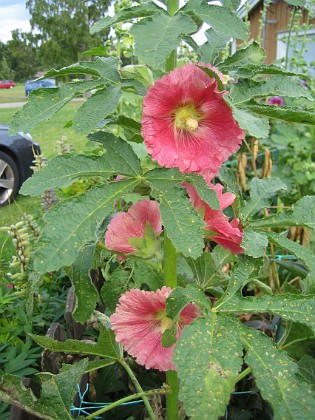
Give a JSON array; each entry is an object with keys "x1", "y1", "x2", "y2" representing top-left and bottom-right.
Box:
[
  {"x1": 90, "y1": 1, "x2": 163, "y2": 34},
  {"x1": 33, "y1": 179, "x2": 139, "y2": 273},
  {"x1": 66, "y1": 245, "x2": 99, "y2": 323},
  {"x1": 219, "y1": 42, "x2": 265, "y2": 70},
  {"x1": 31, "y1": 324, "x2": 120, "y2": 360},
  {"x1": 21, "y1": 137, "x2": 141, "y2": 196},
  {"x1": 240, "y1": 177, "x2": 287, "y2": 221},
  {"x1": 241, "y1": 228, "x2": 268, "y2": 258},
  {"x1": 239, "y1": 323, "x2": 315, "y2": 419},
  {"x1": 184, "y1": 173, "x2": 220, "y2": 210},
  {"x1": 147, "y1": 169, "x2": 204, "y2": 258},
  {"x1": 73, "y1": 85, "x2": 121, "y2": 133},
  {"x1": 218, "y1": 293, "x2": 315, "y2": 332},
  {"x1": 43, "y1": 57, "x2": 121, "y2": 83},
  {"x1": 174, "y1": 314, "x2": 243, "y2": 419},
  {"x1": 130, "y1": 12, "x2": 197, "y2": 68},
  {"x1": 230, "y1": 75, "x2": 313, "y2": 104},
  {"x1": 181, "y1": 0, "x2": 248, "y2": 40},
  {"x1": 267, "y1": 232, "x2": 315, "y2": 276},
  {"x1": 242, "y1": 103, "x2": 315, "y2": 125},
  {"x1": 0, "y1": 359, "x2": 88, "y2": 420},
  {"x1": 250, "y1": 196, "x2": 315, "y2": 229},
  {"x1": 226, "y1": 99, "x2": 270, "y2": 138}
]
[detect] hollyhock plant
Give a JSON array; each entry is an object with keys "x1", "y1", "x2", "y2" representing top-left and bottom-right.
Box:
[
  {"x1": 183, "y1": 182, "x2": 244, "y2": 254},
  {"x1": 141, "y1": 63, "x2": 245, "y2": 175},
  {"x1": 105, "y1": 199, "x2": 162, "y2": 258},
  {"x1": 110, "y1": 287, "x2": 199, "y2": 371}
]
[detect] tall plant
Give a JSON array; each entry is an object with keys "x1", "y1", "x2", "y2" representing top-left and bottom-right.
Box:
[{"x1": 1, "y1": 0, "x2": 315, "y2": 418}]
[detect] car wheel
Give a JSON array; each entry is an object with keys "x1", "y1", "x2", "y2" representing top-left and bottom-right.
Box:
[{"x1": 0, "y1": 151, "x2": 20, "y2": 206}]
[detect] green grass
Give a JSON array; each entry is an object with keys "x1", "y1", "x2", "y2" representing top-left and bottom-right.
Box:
[
  {"x1": 0, "y1": 84, "x2": 26, "y2": 103},
  {"x1": 0, "y1": 101, "x2": 89, "y2": 267}
]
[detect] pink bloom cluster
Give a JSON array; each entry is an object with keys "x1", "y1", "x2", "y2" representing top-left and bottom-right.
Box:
[
  {"x1": 105, "y1": 199, "x2": 162, "y2": 257},
  {"x1": 268, "y1": 96, "x2": 284, "y2": 106},
  {"x1": 110, "y1": 287, "x2": 199, "y2": 371},
  {"x1": 141, "y1": 63, "x2": 245, "y2": 177},
  {"x1": 183, "y1": 182, "x2": 243, "y2": 254}
]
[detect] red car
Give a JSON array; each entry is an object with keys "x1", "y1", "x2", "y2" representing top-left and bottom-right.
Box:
[{"x1": 0, "y1": 80, "x2": 15, "y2": 89}]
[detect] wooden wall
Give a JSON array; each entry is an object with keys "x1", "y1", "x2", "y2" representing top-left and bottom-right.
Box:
[{"x1": 243, "y1": 0, "x2": 314, "y2": 64}]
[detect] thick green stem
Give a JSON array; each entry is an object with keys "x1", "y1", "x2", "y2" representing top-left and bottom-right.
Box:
[
  {"x1": 235, "y1": 367, "x2": 252, "y2": 384},
  {"x1": 120, "y1": 358, "x2": 156, "y2": 419},
  {"x1": 164, "y1": 3, "x2": 180, "y2": 419},
  {"x1": 86, "y1": 388, "x2": 169, "y2": 419}
]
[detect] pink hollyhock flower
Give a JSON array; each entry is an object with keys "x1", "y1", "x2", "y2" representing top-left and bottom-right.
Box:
[
  {"x1": 105, "y1": 199, "x2": 162, "y2": 258},
  {"x1": 183, "y1": 182, "x2": 244, "y2": 254},
  {"x1": 141, "y1": 63, "x2": 245, "y2": 175},
  {"x1": 110, "y1": 287, "x2": 199, "y2": 371},
  {"x1": 268, "y1": 96, "x2": 284, "y2": 106}
]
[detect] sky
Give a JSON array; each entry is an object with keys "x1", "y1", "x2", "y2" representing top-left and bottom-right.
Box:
[{"x1": 0, "y1": 0, "x2": 31, "y2": 43}]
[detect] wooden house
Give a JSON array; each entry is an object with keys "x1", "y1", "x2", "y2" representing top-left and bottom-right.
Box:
[{"x1": 237, "y1": 0, "x2": 315, "y2": 68}]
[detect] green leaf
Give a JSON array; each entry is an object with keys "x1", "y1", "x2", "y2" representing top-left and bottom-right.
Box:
[
  {"x1": 33, "y1": 179, "x2": 139, "y2": 273},
  {"x1": 267, "y1": 231, "x2": 315, "y2": 276},
  {"x1": 148, "y1": 180, "x2": 204, "y2": 258},
  {"x1": 130, "y1": 12, "x2": 197, "y2": 68},
  {"x1": 43, "y1": 57, "x2": 121, "y2": 83},
  {"x1": 144, "y1": 167, "x2": 185, "y2": 188},
  {"x1": 31, "y1": 324, "x2": 119, "y2": 360},
  {"x1": 226, "y1": 99, "x2": 270, "y2": 138},
  {"x1": 184, "y1": 173, "x2": 220, "y2": 210},
  {"x1": 298, "y1": 355, "x2": 315, "y2": 386},
  {"x1": 90, "y1": 1, "x2": 163, "y2": 33},
  {"x1": 230, "y1": 75, "x2": 313, "y2": 105},
  {"x1": 285, "y1": 0, "x2": 307, "y2": 7},
  {"x1": 101, "y1": 269, "x2": 132, "y2": 313},
  {"x1": 215, "y1": 256, "x2": 261, "y2": 310},
  {"x1": 242, "y1": 103, "x2": 315, "y2": 125},
  {"x1": 218, "y1": 166, "x2": 242, "y2": 197},
  {"x1": 219, "y1": 293, "x2": 315, "y2": 332},
  {"x1": 73, "y1": 85, "x2": 121, "y2": 133},
  {"x1": 241, "y1": 177, "x2": 287, "y2": 221},
  {"x1": 232, "y1": 64, "x2": 308, "y2": 78},
  {"x1": 174, "y1": 314, "x2": 243, "y2": 419},
  {"x1": 239, "y1": 323, "x2": 315, "y2": 419},
  {"x1": 66, "y1": 245, "x2": 99, "y2": 323},
  {"x1": 250, "y1": 196, "x2": 315, "y2": 229},
  {"x1": 182, "y1": 0, "x2": 248, "y2": 40},
  {"x1": 219, "y1": 42, "x2": 265, "y2": 70},
  {"x1": 241, "y1": 228, "x2": 268, "y2": 258},
  {"x1": 199, "y1": 29, "x2": 230, "y2": 64},
  {"x1": 185, "y1": 249, "x2": 232, "y2": 290},
  {"x1": 133, "y1": 261, "x2": 163, "y2": 290},
  {"x1": 121, "y1": 64, "x2": 154, "y2": 88},
  {"x1": 0, "y1": 359, "x2": 88, "y2": 420},
  {"x1": 21, "y1": 134, "x2": 141, "y2": 196}
]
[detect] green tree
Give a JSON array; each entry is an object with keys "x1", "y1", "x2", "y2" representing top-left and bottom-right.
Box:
[
  {"x1": 26, "y1": 0, "x2": 111, "y2": 69},
  {"x1": 5, "y1": 30, "x2": 40, "y2": 82}
]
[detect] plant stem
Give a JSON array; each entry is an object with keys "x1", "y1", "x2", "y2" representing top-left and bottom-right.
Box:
[
  {"x1": 235, "y1": 367, "x2": 252, "y2": 383},
  {"x1": 119, "y1": 358, "x2": 156, "y2": 419},
  {"x1": 86, "y1": 388, "x2": 170, "y2": 419},
  {"x1": 165, "y1": 2, "x2": 180, "y2": 419}
]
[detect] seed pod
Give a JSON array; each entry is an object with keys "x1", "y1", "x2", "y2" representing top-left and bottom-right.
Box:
[
  {"x1": 237, "y1": 152, "x2": 247, "y2": 192},
  {"x1": 261, "y1": 147, "x2": 272, "y2": 178},
  {"x1": 251, "y1": 138, "x2": 259, "y2": 162}
]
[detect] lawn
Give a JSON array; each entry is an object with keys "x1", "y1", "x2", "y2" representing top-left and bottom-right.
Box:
[
  {"x1": 0, "y1": 84, "x2": 26, "y2": 103},
  {"x1": 0, "y1": 100, "x2": 89, "y2": 268}
]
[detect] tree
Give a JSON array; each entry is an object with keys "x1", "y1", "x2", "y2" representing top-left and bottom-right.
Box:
[
  {"x1": 26, "y1": 0, "x2": 111, "y2": 69},
  {"x1": 5, "y1": 30, "x2": 40, "y2": 81}
]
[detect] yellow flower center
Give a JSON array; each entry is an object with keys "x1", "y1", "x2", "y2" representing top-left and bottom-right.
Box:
[
  {"x1": 155, "y1": 309, "x2": 173, "y2": 333},
  {"x1": 174, "y1": 104, "x2": 200, "y2": 132}
]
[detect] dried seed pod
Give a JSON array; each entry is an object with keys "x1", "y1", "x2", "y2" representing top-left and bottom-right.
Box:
[
  {"x1": 251, "y1": 138, "x2": 259, "y2": 162},
  {"x1": 237, "y1": 152, "x2": 247, "y2": 192},
  {"x1": 261, "y1": 147, "x2": 272, "y2": 178}
]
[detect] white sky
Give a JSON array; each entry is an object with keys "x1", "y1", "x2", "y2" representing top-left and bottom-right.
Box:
[{"x1": 0, "y1": 0, "x2": 31, "y2": 43}]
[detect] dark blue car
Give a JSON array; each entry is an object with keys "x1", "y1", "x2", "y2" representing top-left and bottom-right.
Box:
[
  {"x1": 25, "y1": 78, "x2": 56, "y2": 96},
  {"x1": 0, "y1": 125, "x2": 41, "y2": 206}
]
